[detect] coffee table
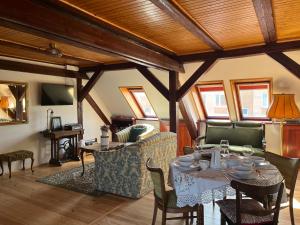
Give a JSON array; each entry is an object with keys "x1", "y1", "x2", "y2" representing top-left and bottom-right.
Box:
[{"x1": 80, "y1": 142, "x2": 124, "y2": 176}]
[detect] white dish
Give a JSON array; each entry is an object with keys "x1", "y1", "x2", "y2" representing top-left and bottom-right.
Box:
[
  {"x1": 255, "y1": 160, "x2": 270, "y2": 167},
  {"x1": 176, "y1": 160, "x2": 193, "y2": 167},
  {"x1": 177, "y1": 155, "x2": 194, "y2": 162},
  {"x1": 229, "y1": 171, "x2": 258, "y2": 180},
  {"x1": 226, "y1": 159, "x2": 240, "y2": 168},
  {"x1": 233, "y1": 165, "x2": 252, "y2": 171}
]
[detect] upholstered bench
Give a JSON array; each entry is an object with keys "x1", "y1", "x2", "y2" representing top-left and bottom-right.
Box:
[{"x1": 0, "y1": 150, "x2": 34, "y2": 178}]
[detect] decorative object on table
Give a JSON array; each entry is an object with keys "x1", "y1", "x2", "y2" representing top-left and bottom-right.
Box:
[
  {"x1": 100, "y1": 125, "x2": 109, "y2": 146},
  {"x1": 267, "y1": 93, "x2": 300, "y2": 155},
  {"x1": 46, "y1": 108, "x2": 54, "y2": 131},
  {"x1": 217, "y1": 179, "x2": 284, "y2": 225},
  {"x1": 37, "y1": 163, "x2": 103, "y2": 196},
  {"x1": 210, "y1": 149, "x2": 221, "y2": 169},
  {"x1": 197, "y1": 121, "x2": 266, "y2": 156},
  {"x1": 146, "y1": 158, "x2": 204, "y2": 225},
  {"x1": 0, "y1": 150, "x2": 34, "y2": 178},
  {"x1": 64, "y1": 123, "x2": 82, "y2": 131},
  {"x1": 264, "y1": 152, "x2": 300, "y2": 225},
  {"x1": 50, "y1": 116, "x2": 62, "y2": 131}
]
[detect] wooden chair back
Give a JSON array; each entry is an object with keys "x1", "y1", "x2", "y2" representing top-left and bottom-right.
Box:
[
  {"x1": 265, "y1": 152, "x2": 300, "y2": 190},
  {"x1": 231, "y1": 179, "x2": 284, "y2": 225},
  {"x1": 146, "y1": 158, "x2": 167, "y2": 204}
]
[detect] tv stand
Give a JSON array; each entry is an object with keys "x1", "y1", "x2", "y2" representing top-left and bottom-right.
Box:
[{"x1": 43, "y1": 129, "x2": 84, "y2": 166}]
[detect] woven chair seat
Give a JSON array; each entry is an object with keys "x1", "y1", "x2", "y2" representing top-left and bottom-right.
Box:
[{"x1": 217, "y1": 199, "x2": 273, "y2": 225}]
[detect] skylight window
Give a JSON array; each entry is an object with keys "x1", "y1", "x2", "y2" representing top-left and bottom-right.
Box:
[
  {"x1": 231, "y1": 79, "x2": 272, "y2": 120},
  {"x1": 119, "y1": 87, "x2": 157, "y2": 118},
  {"x1": 196, "y1": 82, "x2": 230, "y2": 119}
]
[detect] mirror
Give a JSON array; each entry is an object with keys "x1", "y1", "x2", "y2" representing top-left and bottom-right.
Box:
[{"x1": 0, "y1": 81, "x2": 28, "y2": 125}]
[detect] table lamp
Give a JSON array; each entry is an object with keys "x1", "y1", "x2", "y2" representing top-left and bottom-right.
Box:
[
  {"x1": 0, "y1": 96, "x2": 9, "y2": 115},
  {"x1": 267, "y1": 94, "x2": 300, "y2": 155}
]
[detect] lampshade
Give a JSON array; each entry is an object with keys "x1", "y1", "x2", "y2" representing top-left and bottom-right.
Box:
[
  {"x1": 267, "y1": 94, "x2": 300, "y2": 119},
  {"x1": 0, "y1": 96, "x2": 9, "y2": 109}
]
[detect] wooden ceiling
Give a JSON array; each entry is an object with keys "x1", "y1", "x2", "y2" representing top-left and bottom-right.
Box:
[{"x1": 0, "y1": 0, "x2": 300, "y2": 69}]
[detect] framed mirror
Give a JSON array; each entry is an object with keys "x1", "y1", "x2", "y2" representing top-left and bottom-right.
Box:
[{"x1": 0, "y1": 81, "x2": 28, "y2": 125}]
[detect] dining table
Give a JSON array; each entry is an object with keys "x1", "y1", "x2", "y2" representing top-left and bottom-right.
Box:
[{"x1": 169, "y1": 148, "x2": 285, "y2": 208}]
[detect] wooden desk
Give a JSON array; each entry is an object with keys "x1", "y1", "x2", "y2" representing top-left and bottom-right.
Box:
[
  {"x1": 43, "y1": 129, "x2": 84, "y2": 166},
  {"x1": 80, "y1": 142, "x2": 124, "y2": 176}
]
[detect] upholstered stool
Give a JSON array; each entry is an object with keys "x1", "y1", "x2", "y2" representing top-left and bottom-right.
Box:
[{"x1": 0, "y1": 150, "x2": 34, "y2": 178}]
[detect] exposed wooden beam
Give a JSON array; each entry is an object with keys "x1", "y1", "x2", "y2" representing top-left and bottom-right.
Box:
[
  {"x1": 150, "y1": 0, "x2": 222, "y2": 50},
  {"x1": 80, "y1": 62, "x2": 136, "y2": 73},
  {"x1": 267, "y1": 52, "x2": 300, "y2": 79},
  {"x1": 85, "y1": 93, "x2": 111, "y2": 126},
  {"x1": 136, "y1": 66, "x2": 170, "y2": 100},
  {"x1": 0, "y1": 0, "x2": 184, "y2": 72},
  {"x1": 78, "y1": 67, "x2": 104, "y2": 102},
  {"x1": 76, "y1": 78, "x2": 83, "y2": 140},
  {"x1": 179, "y1": 100, "x2": 197, "y2": 140},
  {"x1": 252, "y1": 0, "x2": 276, "y2": 43},
  {"x1": 179, "y1": 40, "x2": 300, "y2": 62},
  {"x1": 0, "y1": 58, "x2": 87, "y2": 79},
  {"x1": 48, "y1": 0, "x2": 177, "y2": 58},
  {"x1": 169, "y1": 71, "x2": 179, "y2": 134},
  {"x1": 177, "y1": 58, "x2": 217, "y2": 101}
]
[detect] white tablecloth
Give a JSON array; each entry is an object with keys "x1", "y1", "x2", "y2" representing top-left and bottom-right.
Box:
[{"x1": 169, "y1": 160, "x2": 284, "y2": 207}]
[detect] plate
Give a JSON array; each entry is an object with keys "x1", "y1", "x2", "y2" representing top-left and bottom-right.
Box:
[
  {"x1": 228, "y1": 171, "x2": 258, "y2": 180},
  {"x1": 177, "y1": 155, "x2": 194, "y2": 162}
]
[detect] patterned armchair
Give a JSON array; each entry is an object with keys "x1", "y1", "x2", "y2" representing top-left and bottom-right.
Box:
[
  {"x1": 93, "y1": 132, "x2": 177, "y2": 199},
  {"x1": 115, "y1": 124, "x2": 158, "y2": 143}
]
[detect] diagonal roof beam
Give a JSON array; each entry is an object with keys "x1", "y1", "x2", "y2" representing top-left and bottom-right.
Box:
[
  {"x1": 78, "y1": 67, "x2": 104, "y2": 102},
  {"x1": 150, "y1": 0, "x2": 222, "y2": 51},
  {"x1": 136, "y1": 66, "x2": 170, "y2": 101},
  {"x1": 177, "y1": 58, "x2": 217, "y2": 101},
  {"x1": 252, "y1": 0, "x2": 276, "y2": 43},
  {"x1": 267, "y1": 52, "x2": 300, "y2": 79},
  {"x1": 0, "y1": 0, "x2": 184, "y2": 72},
  {"x1": 179, "y1": 40, "x2": 300, "y2": 62}
]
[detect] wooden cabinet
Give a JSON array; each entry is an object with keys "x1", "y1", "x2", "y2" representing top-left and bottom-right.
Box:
[
  {"x1": 283, "y1": 124, "x2": 300, "y2": 158},
  {"x1": 160, "y1": 119, "x2": 192, "y2": 156}
]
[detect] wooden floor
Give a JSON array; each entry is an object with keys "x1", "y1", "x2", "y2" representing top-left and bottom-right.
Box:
[{"x1": 0, "y1": 156, "x2": 298, "y2": 225}]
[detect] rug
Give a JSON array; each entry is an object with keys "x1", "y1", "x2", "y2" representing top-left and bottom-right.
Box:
[{"x1": 37, "y1": 163, "x2": 104, "y2": 196}]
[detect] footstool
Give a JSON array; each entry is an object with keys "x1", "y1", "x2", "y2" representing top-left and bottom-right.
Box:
[{"x1": 0, "y1": 150, "x2": 34, "y2": 178}]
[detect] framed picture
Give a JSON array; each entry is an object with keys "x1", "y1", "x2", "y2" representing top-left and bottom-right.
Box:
[{"x1": 51, "y1": 116, "x2": 62, "y2": 131}]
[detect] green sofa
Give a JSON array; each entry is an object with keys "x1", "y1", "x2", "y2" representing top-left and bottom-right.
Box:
[{"x1": 197, "y1": 121, "x2": 266, "y2": 157}]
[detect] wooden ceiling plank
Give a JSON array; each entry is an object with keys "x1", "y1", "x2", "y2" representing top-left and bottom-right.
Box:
[
  {"x1": 0, "y1": 58, "x2": 87, "y2": 79},
  {"x1": 78, "y1": 67, "x2": 104, "y2": 102},
  {"x1": 149, "y1": 0, "x2": 222, "y2": 50},
  {"x1": 252, "y1": 0, "x2": 276, "y2": 43},
  {"x1": 0, "y1": 0, "x2": 183, "y2": 72},
  {"x1": 179, "y1": 40, "x2": 300, "y2": 62},
  {"x1": 136, "y1": 66, "x2": 170, "y2": 100},
  {"x1": 177, "y1": 58, "x2": 217, "y2": 101},
  {"x1": 267, "y1": 52, "x2": 300, "y2": 79}
]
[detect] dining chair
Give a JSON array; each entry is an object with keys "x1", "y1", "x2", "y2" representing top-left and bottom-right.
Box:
[
  {"x1": 146, "y1": 158, "x2": 204, "y2": 225},
  {"x1": 217, "y1": 179, "x2": 284, "y2": 225},
  {"x1": 183, "y1": 146, "x2": 194, "y2": 155},
  {"x1": 264, "y1": 152, "x2": 300, "y2": 225}
]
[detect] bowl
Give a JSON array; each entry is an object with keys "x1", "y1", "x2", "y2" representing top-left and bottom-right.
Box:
[
  {"x1": 199, "y1": 160, "x2": 210, "y2": 170},
  {"x1": 177, "y1": 160, "x2": 193, "y2": 167},
  {"x1": 234, "y1": 165, "x2": 252, "y2": 171},
  {"x1": 178, "y1": 155, "x2": 194, "y2": 162}
]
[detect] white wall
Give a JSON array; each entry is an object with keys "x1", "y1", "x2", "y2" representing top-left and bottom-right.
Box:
[{"x1": 0, "y1": 68, "x2": 107, "y2": 173}]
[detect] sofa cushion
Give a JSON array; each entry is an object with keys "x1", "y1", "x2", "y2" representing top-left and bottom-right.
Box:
[
  {"x1": 229, "y1": 127, "x2": 263, "y2": 148},
  {"x1": 206, "y1": 127, "x2": 232, "y2": 144},
  {"x1": 128, "y1": 126, "x2": 147, "y2": 142}
]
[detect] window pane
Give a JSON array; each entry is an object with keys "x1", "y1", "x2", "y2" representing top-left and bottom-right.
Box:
[
  {"x1": 132, "y1": 91, "x2": 156, "y2": 117},
  {"x1": 237, "y1": 83, "x2": 269, "y2": 118},
  {"x1": 198, "y1": 84, "x2": 229, "y2": 118}
]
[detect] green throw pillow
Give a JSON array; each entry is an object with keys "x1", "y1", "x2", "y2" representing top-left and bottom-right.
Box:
[{"x1": 128, "y1": 126, "x2": 147, "y2": 142}]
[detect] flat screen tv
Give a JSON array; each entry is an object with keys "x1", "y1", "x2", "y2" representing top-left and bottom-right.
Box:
[{"x1": 41, "y1": 83, "x2": 74, "y2": 105}]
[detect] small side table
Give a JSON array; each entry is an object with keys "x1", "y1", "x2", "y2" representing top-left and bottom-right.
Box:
[{"x1": 80, "y1": 142, "x2": 124, "y2": 176}]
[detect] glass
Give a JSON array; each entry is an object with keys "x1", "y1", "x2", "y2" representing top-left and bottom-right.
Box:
[
  {"x1": 220, "y1": 139, "x2": 229, "y2": 156},
  {"x1": 198, "y1": 84, "x2": 229, "y2": 118},
  {"x1": 237, "y1": 82, "x2": 270, "y2": 119},
  {"x1": 242, "y1": 145, "x2": 254, "y2": 157},
  {"x1": 131, "y1": 90, "x2": 156, "y2": 117}
]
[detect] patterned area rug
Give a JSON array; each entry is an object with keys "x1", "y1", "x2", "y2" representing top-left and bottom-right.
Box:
[{"x1": 37, "y1": 163, "x2": 104, "y2": 196}]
